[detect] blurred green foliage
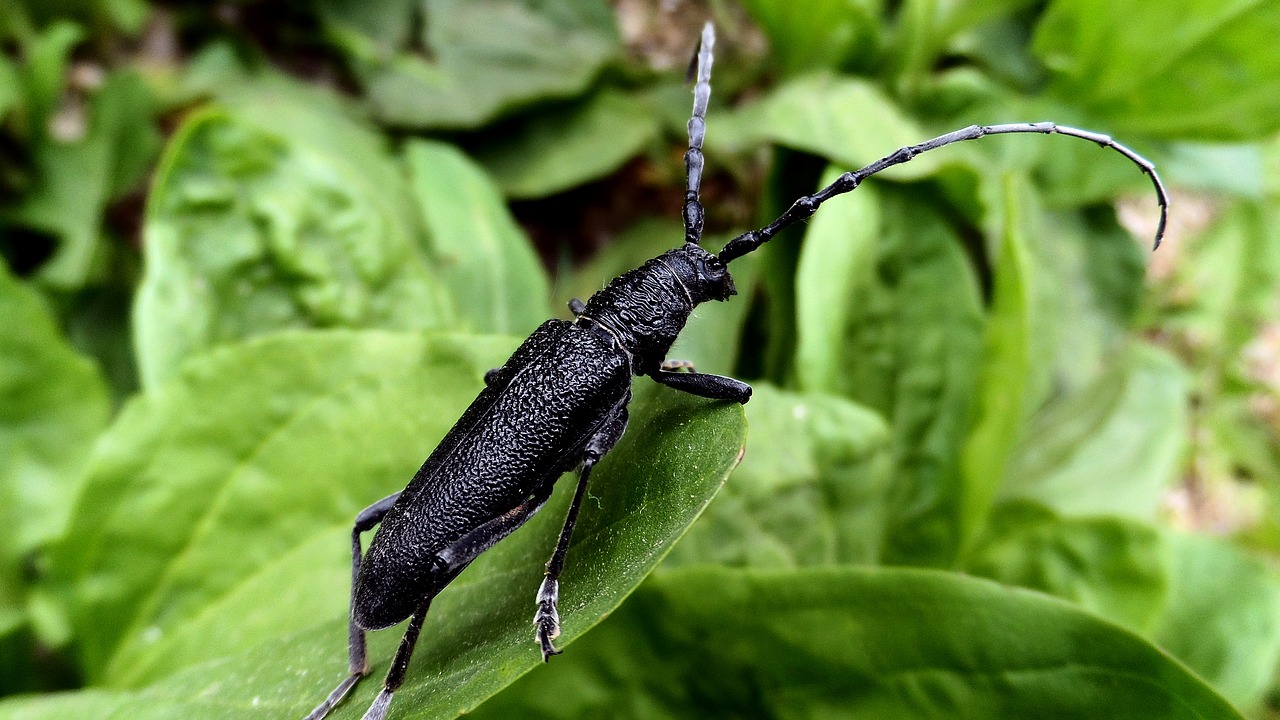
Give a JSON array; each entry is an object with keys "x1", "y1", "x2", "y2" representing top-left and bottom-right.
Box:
[{"x1": 1, "y1": 0, "x2": 1278, "y2": 718}]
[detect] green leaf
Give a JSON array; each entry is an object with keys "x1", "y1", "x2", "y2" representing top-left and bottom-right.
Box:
[
  {"x1": 133, "y1": 95, "x2": 449, "y2": 389},
  {"x1": 474, "y1": 89, "x2": 661, "y2": 200},
  {"x1": 966, "y1": 502, "x2": 1167, "y2": 633},
  {"x1": 666, "y1": 383, "x2": 891, "y2": 568},
  {"x1": 472, "y1": 566, "x2": 1244, "y2": 719},
  {"x1": 404, "y1": 140, "x2": 550, "y2": 334},
  {"x1": 1152, "y1": 532, "x2": 1280, "y2": 711},
  {"x1": 323, "y1": 0, "x2": 619, "y2": 129},
  {"x1": 794, "y1": 167, "x2": 880, "y2": 394},
  {"x1": 1033, "y1": 0, "x2": 1280, "y2": 140},
  {"x1": 959, "y1": 175, "x2": 1037, "y2": 554},
  {"x1": 821, "y1": 188, "x2": 984, "y2": 566},
  {"x1": 999, "y1": 344, "x2": 1189, "y2": 518},
  {"x1": 739, "y1": 0, "x2": 880, "y2": 75},
  {"x1": 43, "y1": 330, "x2": 745, "y2": 702},
  {"x1": 0, "y1": 260, "x2": 110, "y2": 555},
  {"x1": 1028, "y1": 210, "x2": 1147, "y2": 393},
  {"x1": 16, "y1": 20, "x2": 82, "y2": 139},
  {"x1": 6, "y1": 70, "x2": 159, "y2": 288},
  {"x1": 0, "y1": 260, "x2": 109, "y2": 690},
  {"x1": 708, "y1": 75, "x2": 969, "y2": 181},
  {"x1": 45, "y1": 331, "x2": 509, "y2": 683}
]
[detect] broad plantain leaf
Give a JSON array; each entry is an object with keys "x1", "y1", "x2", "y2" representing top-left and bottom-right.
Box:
[
  {"x1": 998, "y1": 343, "x2": 1188, "y2": 518},
  {"x1": 404, "y1": 139, "x2": 550, "y2": 335},
  {"x1": 134, "y1": 93, "x2": 449, "y2": 389},
  {"x1": 321, "y1": 0, "x2": 619, "y2": 129},
  {"x1": 708, "y1": 75, "x2": 970, "y2": 181},
  {"x1": 41, "y1": 330, "x2": 745, "y2": 708},
  {"x1": 794, "y1": 167, "x2": 880, "y2": 395},
  {"x1": 0, "y1": 259, "x2": 110, "y2": 555},
  {"x1": 959, "y1": 175, "x2": 1037, "y2": 554},
  {"x1": 471, "y1": 566, "x2": 1244, "y2": 719},
  {"x1": 666, "y1": 383, "x2": 891, "y2": 568},
  {"x1": 474, "y1": 89, "x2": 661, "y2": 200},
  {"x1": 1033, "y1": 0, "x2": 1280, "y2": 140},
  {"x1": 738, "y1": 0, "x2": 880, "y2": 76},
  {"x1": 0, "y1": 259, "x2": 109, "y2": 691},
  {"x1": 966, "y1": 501, "x2": 1167, "y2": 634},
  {"x1": 1152, "y1": 531, "x2": 1280, "y2": 711},
  {"x1": 821, "y1": 188, "x2": 984, "y2": 566}
]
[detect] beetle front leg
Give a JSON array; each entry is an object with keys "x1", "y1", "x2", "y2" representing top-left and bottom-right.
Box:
[
  {"x1": 535, "y1": 405, "x2": 629, "y2": 660},
  {"x1": 652, "y1": 368, "x2": 752, "y2": 403},
  {"x1": 304, "y1": 492, "x2": 401, "y2": 720}
]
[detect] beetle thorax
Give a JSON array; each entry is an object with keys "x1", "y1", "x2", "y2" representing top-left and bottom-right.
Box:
[{"x1": 579, "y1": 245, "x2": 736, "y2": 375}]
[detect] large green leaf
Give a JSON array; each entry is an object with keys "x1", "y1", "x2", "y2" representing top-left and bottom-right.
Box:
[
  {"x1": 474, "y1": 89, "x2": 661, "y2": 200},
  {"x1": 998, "y1": 344, "x2": 1188, "y2": 518},
  {"x1": 1152, "y1": 532, "x2": 1280, "y2": 711},
  {"x1": 966, "y1": 501, "x2": 1167, "y2": 633},
  {"x1": 404, "y1": 140, "x2": 550, "y2": 335},
  {"x1": 666, "y1": 383, "x2": 891, "y2": 568},
  {"x1": 471, "y1": 566, "x2": 1244, "y2": 719},
  {"x1": 794, "y1": 167, "x2": 880, "y2": 395},
  {"x1": 1033, "y1": 0, "x2": 1280, "y2": 140},
  {"x1": 815, "y1": 188, "x2": 984, "y2": 566},
  {"x1": 708, "y1": 75, "x2": 973, "y2": 181},
  {"x1": 47, "y1": 332, "x2": 503, "y2": 682},
  {"x1": 0, "y1": 260, "x2": 109, "y2": 554},
  {"x1": 959, "y1": 175, "x2": 1037, "y2": 554},
  {"x1": 41, "y1": 330, "x2": 745, "y2": 703},
  {"x1": 0, "y1": 260, "x2": 109, "y2": 692},
  {"x1": 321, "y1": 0, "x2": 619, "y2": 129},
  {"x1": 739, "y1": 0, "x2": 880, "y2": 75},
  {"x1": 133, "y1": 92, "x2": 449, "y2": 389}
]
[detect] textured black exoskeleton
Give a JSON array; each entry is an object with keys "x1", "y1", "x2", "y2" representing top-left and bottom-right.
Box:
[{"x1": 305, "y1": 23, "x2": 1168, "y2": 720}]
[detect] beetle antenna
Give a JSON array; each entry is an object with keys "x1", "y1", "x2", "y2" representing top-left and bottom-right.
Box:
[
  {"x1": 683, "y1": 22, "x2": 714, "y2": 246},
  {"x1": 717, "y1": 122, "x2": 1169, "y2": 263}
]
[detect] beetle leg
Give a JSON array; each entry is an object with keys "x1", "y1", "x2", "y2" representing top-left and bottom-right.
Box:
[
  {"x1": 304, "y1": 492, "x2": 402, "y2": 720},
  {"x1": 652, "y1": 369, "x2": 752, "y2": 403},
  {"x1": 359, "y1": 595, "x2": 433, "y2": 720},
  {"x1": 484, "y1": 368, "x2": 502, "y2": 385},
  {"x1": 535, "y1": 405, "x2": 630, "y2": 660}
]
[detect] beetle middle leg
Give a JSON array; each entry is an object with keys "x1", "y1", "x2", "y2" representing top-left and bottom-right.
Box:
[
  {"x1": 534, "y1": 403, "x2": 630, "y2": 660},
  {"x1": 305, "y1": 492, "x2": 402, "y2": 720}
]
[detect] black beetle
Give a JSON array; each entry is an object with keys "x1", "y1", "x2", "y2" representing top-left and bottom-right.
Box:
[{"x1": 305, "y1": 23, "x2": 1168, "y2": 720}]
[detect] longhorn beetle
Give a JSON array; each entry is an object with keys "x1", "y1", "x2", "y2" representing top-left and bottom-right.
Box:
[{"x1": 305, "y1": 22, "x2": 1167, "y2": 720}]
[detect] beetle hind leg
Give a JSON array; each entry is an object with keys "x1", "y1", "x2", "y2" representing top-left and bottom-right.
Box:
[{"x1": 304, "y1": 492, "x2": 401, "y2": 720}]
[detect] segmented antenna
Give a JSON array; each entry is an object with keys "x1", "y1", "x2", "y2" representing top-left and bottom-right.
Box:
[
  {"x1": 718, "y1": 122, "x2": 1170, "y2": 263},
  {"x1": 683, "y1": 22, "x2": 715, "y2": 246}
]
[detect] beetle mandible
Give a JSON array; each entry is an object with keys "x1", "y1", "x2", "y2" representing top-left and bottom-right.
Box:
[{"x1": 304, "y1": 23, "x2": 1168, "y2": 720}]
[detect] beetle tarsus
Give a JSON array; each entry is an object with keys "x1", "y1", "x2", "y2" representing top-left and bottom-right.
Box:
[
  {"x1": 534, "y1": 575, "x2": 563, "y2": 661},
  {"x1": 359, "y1": 689, "x2": 394, "y2": 720}
]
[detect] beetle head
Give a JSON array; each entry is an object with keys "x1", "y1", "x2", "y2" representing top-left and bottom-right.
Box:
[{"x1": 670, "y1": 244, "x2": 736, "y2": 303}]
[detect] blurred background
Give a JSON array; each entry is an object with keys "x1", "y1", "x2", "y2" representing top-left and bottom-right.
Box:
[{"x1": 1, "y1": 0, "x2": 1278, "y2": 718}]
